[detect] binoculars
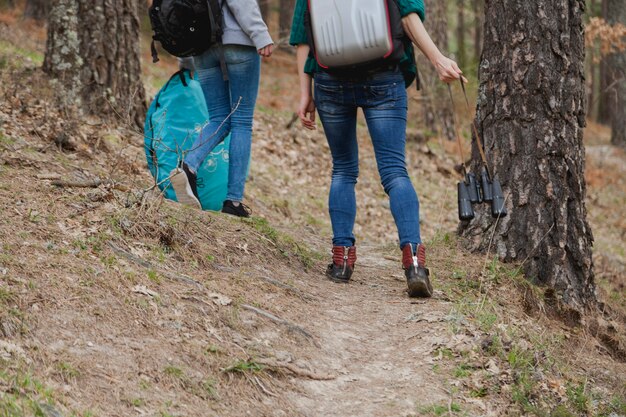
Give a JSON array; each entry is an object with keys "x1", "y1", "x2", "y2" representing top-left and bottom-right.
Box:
[{"x1": 458, "y1": 167, "x2": 507, "y2": 221}]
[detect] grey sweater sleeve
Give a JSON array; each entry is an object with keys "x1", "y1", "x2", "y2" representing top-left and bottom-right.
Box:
[
  {"x1": 224, "y1": 0, "x2": 273, "y2": 49},
  {"x1": 178, "y1": 57, "x2": 195, "y2": 71}
]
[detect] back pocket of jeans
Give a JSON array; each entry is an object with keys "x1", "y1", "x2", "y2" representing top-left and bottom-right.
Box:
[
  {"x1": 367, "y1": 83, "x2": 398, "y2": 109},
  {"x1": 314, "y1": 83, "x2": 344, "y2": 114}
]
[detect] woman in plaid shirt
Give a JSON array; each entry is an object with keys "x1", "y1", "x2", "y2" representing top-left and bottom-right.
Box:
[{"x1": 290, "y1": 0, "x2": 466, "y2": 297}]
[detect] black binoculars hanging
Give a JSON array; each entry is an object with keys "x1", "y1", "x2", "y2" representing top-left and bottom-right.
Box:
[
  {"x1": 448, "y1": 79, "x2": 508, "y2": 223},
  {"x1": 457, "y1": 167, "x2": 507, "y2": 221}
]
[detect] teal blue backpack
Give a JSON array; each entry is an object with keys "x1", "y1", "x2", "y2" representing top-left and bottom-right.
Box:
[{"x1": 144, "y1": 70, "x2": 230, "y2": 211}]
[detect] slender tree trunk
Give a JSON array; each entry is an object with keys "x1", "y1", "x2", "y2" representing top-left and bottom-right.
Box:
[
  {"x1": 460, "y1": 0, "x2": 595, "y2": 311},
  {"x1": 456, "y1": 0, "x2": 467, "y2": 69},
  {"x1": 608, "y1": 0, "x2": 625, "y2": 147},
  {"x1": 278, "y1": 0, "x2": 295, "y2": 42},
  {"x1": 597, "y1": 0, "x2": 614, "y2": 125},
  {"x1": 259, "y1": 0, "x2": 270, "y2": 23},
  {"x1": 44, "y1": 0, "x2": 146, "y2": 128},
  {"x1": 24, "y1": 0, "x2": 50, "y2": 20},
  {"x1": 473, "y1": 0, "x2": 483, "y2": 64},
  {"x1": 587, "y1": 0, "x2": 597, "y2": 119},
  {"x1": 419, "y1": 0, "x2": 454, "y2": 140}
]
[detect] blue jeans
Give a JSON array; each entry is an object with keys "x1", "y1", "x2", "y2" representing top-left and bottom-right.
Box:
[
  {"x1": 314, "y1": 70, "x2": 421, "y2": 249},
  {"x1": 185, "y1": 45, "x2": 261, "y2": 202}
]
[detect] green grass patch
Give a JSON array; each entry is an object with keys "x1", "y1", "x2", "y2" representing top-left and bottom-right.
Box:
[
  {"x1": 418, "y1": 402, "x2": 462, "y2": 416},
  {"x1": 0, "y1": 40, "x2": 44, "y2": 66},
  {"x1": 163, "y1": 365, "x2": 185, "y2": 379},
  {"x1": 222, "y1": 359, "x2": 264, "y2": 374},
  {"x1": 56, "y1": 362, "x2": 80, "y2": 382},
  {"x1": 242, "y1": 217, "x2": 324, "y2": 270}
]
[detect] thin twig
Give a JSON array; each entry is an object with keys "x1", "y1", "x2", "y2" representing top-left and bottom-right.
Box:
[
  {"x1": 247, "y1": 274, "x2": 317, "y2": 302},
  {"x1": 51, "y1": 179, "x2": 130, "y2": 192},
  {"x1": 253, "y1": 376, "x2": 278, "y2": 397},
  {"x1": 241, "y1": 304, "x2": 320, "y2": 347},
  {"x1": 256, "y1": 358, "x2": 336, "y2": 381}
]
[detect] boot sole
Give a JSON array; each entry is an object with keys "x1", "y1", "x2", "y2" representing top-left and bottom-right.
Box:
[
  {"x1": 407, "y1": 278, "x2": 433, "y2": 298},
  {"x1": 326, "y1": 274, "x2": 350, "y2": 284},
  {"x1": 170, "y1": 169, "x2": 201, "y2": 209},
  {"x1": 325, "y1": 269, "x2": 351, "y2": 284}
]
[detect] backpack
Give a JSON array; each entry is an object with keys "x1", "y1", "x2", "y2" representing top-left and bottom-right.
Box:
[
  {"x1": 305, "y1": 0, "x2": 406, "y2": 72},
  {"x1": 144, "y1": 70, "x2": 230, "y2": 211},
  {"x1": 149, "y1": 0, "x2": 224, "y2": 63}
]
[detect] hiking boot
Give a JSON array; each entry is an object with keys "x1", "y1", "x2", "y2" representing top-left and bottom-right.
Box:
[
  {"x1": 222, "y1": 200, "x2": 251, "y2": 218},
  {"x1": 326, "y1": 246, "x2": 357, "y2": 283},
  {"x1": 170, "y1": 162, "x2": 201, "y2": 209},
  {"x1": 402, "y1": 243, "x2": 433, "y2": 298}
]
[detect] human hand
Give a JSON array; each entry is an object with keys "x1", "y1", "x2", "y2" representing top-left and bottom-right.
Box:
[
  {"x1": 433, "y1": 55, "x2": 468, "y2": 84},
  {"x1": 297, "y1": 94, "x2": 316, "y2": 130},
  {"x1": 258, "y1": 44, "x2": 274, "y2": 58}
]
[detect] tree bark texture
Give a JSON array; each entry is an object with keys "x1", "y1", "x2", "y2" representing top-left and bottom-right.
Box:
[
  {"x1": 24, "y1": 0, "x2": 50, "y2": 20},
  {"x1": 607, "y1": 0, "x2": 625, "y2": 148},
  {"x1": 418, "y1": 0, "x2": 454, "y2": 140},
  {"x1": 278, "y1": 0, "x2": 295, "y2": 42},
  {"x1": 44, "y1": 0, "x2": 146, "y2": 128},
  {"x1": 460, "y1": 0, "x2": 595, "y2": 310}
]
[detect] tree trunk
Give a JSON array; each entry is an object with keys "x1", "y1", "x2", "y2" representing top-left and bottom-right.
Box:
[
  {"x1": 473, "y1": 0, "x2": 483, "y2": 64},
  {"x1": 587, "y1": 0, "x2": 597, "y2": 119},
  {"x1": 24, "y1": 0, "x2": 50, "y2": 20},
  {"x1": 44, "y1": 0, "x2": 146, "y2": 128},
  {"x1": 607, "y1": 0, "x2": 625, "y2": 148},
  {"x1": 418, "y1": 0, "x2": 454, "y2": 140},
  {"x1": 259, "y1": 0, "x2": 271, "y2": 23},
  {"x1": 460, "y1": 0, "x2": 595, "y2": 311},
  {"x1": 597, "y1": 0, "x2": 614, "y2": 125},
  {"x1": 456, "y1": 0, "x2": 467, "y2": 69},
  {"x1": 278, "y1": 0, "x2": 295, "y2": 42}
]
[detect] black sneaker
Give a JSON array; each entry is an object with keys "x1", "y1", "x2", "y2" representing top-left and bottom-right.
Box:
[
  {"x1": 169, "y1": 163, "x2": 201, "y2": 209},
  {"x1": 222, "y1": 200, "x2": 251, "y2": 218},
  {"x1": 325, "y1": 246, "x2": 356, "y2": 283}
]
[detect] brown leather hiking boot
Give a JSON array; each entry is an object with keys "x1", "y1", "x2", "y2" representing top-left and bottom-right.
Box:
[
  {"x1": 326, "y1": 246, "x2": 357, "y2": 283},
  {"x1": 402, "y1": 243, "x2": 433, "y2": 298}
]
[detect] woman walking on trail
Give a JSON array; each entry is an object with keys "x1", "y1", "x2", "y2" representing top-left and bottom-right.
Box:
[
  {"x1": 170, "y1": 0, "x2": 273, "y2": 218},
  {"x1": 290, "y1": 0, "x2": 466, "y2": 297}
]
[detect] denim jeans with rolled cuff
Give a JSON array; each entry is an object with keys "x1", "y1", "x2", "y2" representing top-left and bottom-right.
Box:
[
  {"x1": 314, "y1": 69, "x2": 421, "y2": 250},
  {"x1": 184, "y1": 44, "x2": 261, "y2": 202}
]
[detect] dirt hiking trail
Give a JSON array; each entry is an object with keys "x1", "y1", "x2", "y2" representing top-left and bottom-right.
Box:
[{"x1": 287, "y1": 245, "x2": 454, "y2": 417}]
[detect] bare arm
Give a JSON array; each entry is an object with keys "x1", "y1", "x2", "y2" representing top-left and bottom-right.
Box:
[
  {"x1": 296, "y1": 44, "x2": 316, "y2": 130},
  {"x1": 402, "y1": 13, "x2": 467, "y2": 83}
]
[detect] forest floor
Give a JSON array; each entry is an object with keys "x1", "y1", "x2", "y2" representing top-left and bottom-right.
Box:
[{"x1": 0, "y1": 14, "x2": 625, "y2": 417}]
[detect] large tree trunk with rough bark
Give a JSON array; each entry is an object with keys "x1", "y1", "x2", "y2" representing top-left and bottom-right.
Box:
[
  {"x1": 43, "y1": 0, "x2": 146, "y2": 128},
  {"x1": 418, "y1": 0, "x2": 454, "y2": 140},
  {"x1": 278, "y1": 0, "x2": 295, "y2": 42},
  {"x1": 460, "y1": 0, "x2": 595, "y2": 311},
  {"x1": 608, "y1": 0, "x2": 625, "y2": 148},
  {"x1": 24, "y1": 0, "x2": 50, "y2": 20}
]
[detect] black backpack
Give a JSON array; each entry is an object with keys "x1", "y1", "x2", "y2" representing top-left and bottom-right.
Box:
[{"x1": 149, "y1": 0, "x2": 224, "y2": 63}]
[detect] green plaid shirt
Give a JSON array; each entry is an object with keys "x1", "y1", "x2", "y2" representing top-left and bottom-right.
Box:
[{"x1": 289, "y1": 0, "x2": 426, "y2": 87}]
